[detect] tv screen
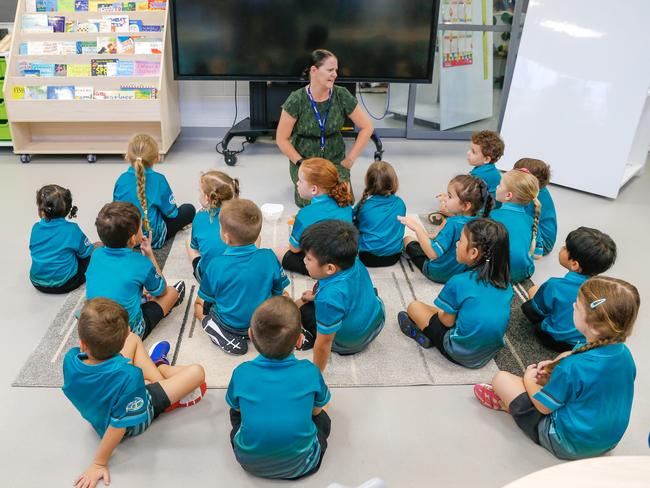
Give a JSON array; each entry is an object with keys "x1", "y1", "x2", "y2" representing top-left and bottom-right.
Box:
[{"x1": 170, "y1": 0, "x2": 439, "y2": 82}]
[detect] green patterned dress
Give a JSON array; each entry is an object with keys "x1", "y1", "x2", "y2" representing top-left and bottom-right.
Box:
[{"x1": 282, "y1": 84, "x2": 358, "y2": 207}]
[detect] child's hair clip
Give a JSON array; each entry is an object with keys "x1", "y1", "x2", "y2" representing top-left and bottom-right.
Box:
[{"x1": 590, "y1": 298, "x2": 607, "y2": 309}]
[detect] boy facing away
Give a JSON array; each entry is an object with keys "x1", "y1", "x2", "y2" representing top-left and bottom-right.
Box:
[{"x1": 227, "y1": 296, "x2": 331, "y2": 480}]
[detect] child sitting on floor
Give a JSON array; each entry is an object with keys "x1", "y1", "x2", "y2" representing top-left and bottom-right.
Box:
[
  {"x1": 227, "y1": 296, "x2": 331, "y2": 480},
  {"x1": 197, "y1": 199, "x2": 290, "y2": 355},
  {"x1": 398, "y1": 218, "x2": 513, "y2": 368},
  {"x1": 63, "y1": 298, "x2": 205, "y2": 488},
  {"x1": 474, "y1": 276, "x2": 638, "y2": 460},
  {"x1": 29, "y1": 184, "x2": 95, "y2": 294},
  {"x1": 296, "y1": 220, "x2": 385, "y2": 372},
  {"x1": 86, "y1": 201, "x2": 185, "y2": 339},
  {"x1": 522, "y1": 227, "x2": 617, "y2": 351},
  {"x1": 353, "y1": 161, "x2": 406, "y2": 267},
  {"x1": 400, "y1": 175, "x2": 493, "y2": 283}
]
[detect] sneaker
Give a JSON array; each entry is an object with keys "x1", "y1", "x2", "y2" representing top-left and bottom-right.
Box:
[
  {"x1": 164, "y1": 382, "x2": 207, "y2": 413},
  {"x1": 148, "y1": 341, "x2": 171, "y2": 366},
  {"x1": 171, "y1": 281, "x2": 186, "y2": 310},
  {"x1": 203, "y1": 317, "x2": 248, "y2": 355},
  {"x1": 297, "y1": 327, "x2": 314, "y2": 351},
  {"x1": 397, "y1": 311, "x2": 432, "y2": 348}
]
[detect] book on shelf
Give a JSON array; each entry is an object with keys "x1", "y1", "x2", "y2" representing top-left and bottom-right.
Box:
[
  {"x1": 76, "y1": 40, "x2": 98, "y2": 53},
  {"x1": 55, "y1": 63, "x2": 68, "y2": 76},
  {"x1": 91, "y1": 58, "x2": 118, "y2": 76},
  {"x1": 76, "y1": 21, "x2": 100, "y2": 33},
  {"x1": 47, "y1": 85, "x2": 75, "y2": 99},
  {"x1": 96, "y1": 37, "x2": 117, "y2": 54},
  {"x1": 35, "y1": 0, "x2": 58, "y2": 12},
  {"x1": 59, "y1": 40, "x2": 78, "y2": 54},
  {"x1": 58, "y1": 0, "x2": 75, "y2": 11},
  {"x1": 25, "y1": 85, "x2": 48, "y2": 100},
  {"x1": 22, "y1": 14, "x2": 53, "y2": 33},
  {"x1": 74, "y1": 86, "x2": 94, "y2": 99},
  {"x1": 128, "y1": 20, "x2": 163, "y2": 32},
  {"x1": 116, "y1": 36, "x2": 135, "y2": 54},
  {"x1": 67, "y1": 63, "x2": 92, "y2": 76},
  {"x1": 104, "y1": 15, "x2": 130, "y2": 32},
  {"x1": 75, "y1": 0, "x2": 89, "y2": 11},
  {"x1": 47, "y1": 15, "x2": 66, "y2": 32},
  {"x1": 19, "y1": 41, "x2": 59, "y2": 55},
  {"x1": 121, "y1": 83, "x2": 157, "y2": 99},
  {"x1": 134, "y1": 37, "x2": 162, "y2": 54},
  {"x1": 117, "y1": 60, "x2": 134, "y2": 76},
  {"x1": 148, "y1": 0, "x2": 166, "y2": 10},
  {"x1": 12, "y1": 86, "x2": 26, "y2": 100},
  {"x1": 134, "y1": 60, "x2": 159, "y2": 76}
]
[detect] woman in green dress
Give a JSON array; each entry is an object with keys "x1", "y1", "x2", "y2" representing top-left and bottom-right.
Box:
[{"x1": 276, "y1": 49, "x2": 374, "y2": 207}]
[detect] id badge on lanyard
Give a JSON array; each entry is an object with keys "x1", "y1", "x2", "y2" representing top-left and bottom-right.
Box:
[{"x1": 307, "y1": 85, "x2": 333, "y2": 153}]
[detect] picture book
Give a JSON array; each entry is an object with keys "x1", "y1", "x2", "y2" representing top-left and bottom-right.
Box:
[
  {"x1": 74, "y1": 86, "x2": 94, "y2": 99},
  {"x1": 118, "y1": 91, "x2": 136, "y2": 100},
  {"x1": 134, "y1": 60, "x2": 159, "y2": 76},
  {"x1": 74, "y1": 0, "x2": 89, "y2": 11},
  {"x1": 58, "y1": 41, "x2": 78, "y2": 54},
  {"x1": 22, "y1": 14, "x2": 52, "y2": 32},
  {"x1": 47, "y1": 15, "x2": 66, "y2": 33},
  {"x1": 120, "y1": 84, "x2": 157, "y2": 99},
  {"x1": 116, "y1": 36, "x2": 135, "y2": 54},
  {"x1": 23, "y1": 70, "x2": 41, "y2": 76},
  {"x1": 42, "y1": 41, "x2": 60, "y2": 55},
  {"x1": 47, "y1": 85, "x2": 75, "y2": 100},
  {"x1": 58, "y1": 0, "x2": 75, "y2": 11},
  {"x1": 93, "y1": 89, "x2": 121, "y2": 99},
  {"x1": 76, "y1": 21, "x2": 99, "y2": 32},
  {"x1": 117, "y1": 60, "x2": 134, "y2": 76},
  {"x1": 134, "y1": 37, "x2": 162, "y2": 54},
  {"x1": 141, "y1": 24, "x2": 162, "y2": 32},
  {"x1": 25, "y1": 86, "x2": 48, "y2": 100},
  {"x1": 135, "y1": 0, "x2": 149, "y2": 11},
  {"x1": 97, "y1": 37, "x2": 117, "y2": 54},
  {"x1": 36, "y1": 0, "x2": 58, "y2": 12},
  {"x1": 67, "y1": 63, "x2": 92, "y2": 76},
  {"x1": 104, "y1": 15, "x2": 130, "y2": 32},
  {"x1": 76, "y1": 40, "x2": 97, "y2": 54},
  {"x1": 55, "y1": 64, "x2": 68, "y2": 76},
  {"x1": 12, "y1": 86, "x2": 26, "y2": 100},
  {"x1": 31, "y1": 63, "x2": 57, "y2": 77},
  {"x1": 122, "y1": 2, "x2": 136, "y2": 11},
  {"x1": 26, "y1": 0, "x2": 37, "y2": 13},
  {"x1": 65, "y1": 20, "x2": 77, "y2": 32},
  {"x1": 91, "y1": 58, "x2": 118, "y2": 76},
  {"x1": 129, "y1": 20, "x2": 142, "y2": 31},
  {"x1": 148, "y1": 0, "x2": 166, "y2": 10}
]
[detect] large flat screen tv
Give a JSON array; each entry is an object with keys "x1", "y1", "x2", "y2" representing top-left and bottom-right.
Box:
[{"x1": 170, "y1": 0, "x2": 439, "y2": 82}]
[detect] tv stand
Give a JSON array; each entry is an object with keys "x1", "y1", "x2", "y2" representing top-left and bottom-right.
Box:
[{"x1": 218, "y1": 81, "x2": 384, "y2": 166}]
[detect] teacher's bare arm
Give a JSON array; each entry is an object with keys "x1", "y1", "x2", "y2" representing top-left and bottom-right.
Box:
[
  {"x1": 276, "y1": 109, "x2": 303, "y2": 164},
  {"x1": 342, "y1": 106, "x2": 374, "y2": 168}
]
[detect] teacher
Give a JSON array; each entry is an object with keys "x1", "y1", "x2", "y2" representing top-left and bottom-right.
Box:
[{"x1": 276, "y1": 49, "x2": 374, "y2": 207}]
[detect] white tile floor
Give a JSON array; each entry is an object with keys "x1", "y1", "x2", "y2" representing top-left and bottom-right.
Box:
[{"x1": 1, "y1": 137, "x2": 648, "y2": 487}]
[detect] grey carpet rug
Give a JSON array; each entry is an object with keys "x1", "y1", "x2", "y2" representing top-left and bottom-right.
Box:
[{"x1": 13, "y1": 213, "x2": 555, "y2": 388}]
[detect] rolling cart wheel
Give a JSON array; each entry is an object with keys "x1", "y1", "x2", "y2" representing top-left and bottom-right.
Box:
[
  {"x1": 224, "y1": 151, "x2": 238, "y2": 166},
  {"x1": 374, "y1": 151, "x2": 383, "y2": 161},
  {"x1": 245, "y1": 136, "x2": 257, "y2": 144},
  {"x1": 20, "y1": 154, "x2": 31, "y2": 164},
  {"x1": 87, "y1": 154, "x2": 97, "y2": 163}
]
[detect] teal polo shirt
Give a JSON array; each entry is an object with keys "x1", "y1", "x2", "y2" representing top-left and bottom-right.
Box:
[
  {"x1": 530, "y1": 271, "x2": 588, "y2": 345},
  {"x1": 113, "y1": 166, "x2": 179, "y2": 249},
  {"x1": 434, "y1": 270, "x2": 513, "y2": 368},
  {"x1": 526, "y1": 187, "x2": 557, "y2": 255},
  {"x1": 315, "y1": 258, "x2": 384, "y2": 354},
  {"x1": 85, "y1": 247, "x2": 166, "y2": 337},
  {"x1": 423, "y1": 215, "x2": 474, "y2": 283},
  {"x1": 198, "y1": 244, "x2": 290, "y2": 330},
  {"x1": 490, "y1": 202, "x2": 543, "y2": 283},
  {"x1": 190, "y1": 208, "x2": 226, "y2": 277},
  {"x1": 29, "y1": 218, "x2": 93, "y2": 287},
  {"x1": 470, "y1": 163, "x2": 501, "y2": 200},
  {"x1": 290, "y1": 194, "x2": 353, "y2": 248},
  {"x1": 354, "y1": 194, "x2": 406, "y2": 256},
  {"x1": 226, "y1": 354, "x2": 330, "y2": 479},
  {"x1": 534, "y1": 343, "x2": 636, "y2": 459}
]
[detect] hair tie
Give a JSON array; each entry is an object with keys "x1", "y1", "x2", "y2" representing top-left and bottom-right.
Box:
[
  {"x1": 590, "y1": 298, "x2": 606, "y2": 309},
  {"x1": 517, "y1": 168, "x2": 531, "y2": 174}
]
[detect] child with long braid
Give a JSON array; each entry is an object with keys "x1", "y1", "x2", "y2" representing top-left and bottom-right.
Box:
[
  {"x1": 474, "y1": 276, "x2": 639, "y2": 460},
  {"x1": 113, "y1": 134, "x2": 196, "y2": 249},
  {"x1": 490, "y1": 168, "x2": 543, "y2": 282}
]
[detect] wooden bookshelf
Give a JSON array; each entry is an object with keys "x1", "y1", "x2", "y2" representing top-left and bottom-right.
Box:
[{"x1": 2, "y1": 0, "x2": 180, "y2": 162}]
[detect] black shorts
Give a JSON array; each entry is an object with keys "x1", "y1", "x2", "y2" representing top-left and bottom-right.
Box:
[
  {"x1": 509, "y1": 392, "x2": 544, "y2": 444},
  {"x1": 521, "y1": 301, "x2": 573, "y2": 353},
  {"x1": 404, "y1": 241, "x2": 428, "y2": 274},
  {"x1": 146, "y1": 382, "x2": 172, "y2": 419},
  {"x1": 282, "y1": 250, "x2": 309, "y2": 275},
  {"x1": 359, "y1": 251, "x2": 401, "y2": 268},
  {"x1": 141, "y1": 301, "x2": 165, "y2": 340},
  {"x1": 299, "y1": 301, "x2": 317, "y2": 338},
  {"x1": 31, "y1": 256, "x2": 91, "y2": 295},
  {"x1": 422, "y1": 313, "x2": 461, "y2": 365},
  {"x1": 192, "y1": 256, "x2": 202, "y2": 281},
  {"x1": 229, "y1": 408, "x2": 331, "y2": 479}
]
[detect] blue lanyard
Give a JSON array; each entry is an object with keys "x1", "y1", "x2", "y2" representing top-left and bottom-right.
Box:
[{"x1": 307, "y1": 85, "x2": 333, "y2": 152}]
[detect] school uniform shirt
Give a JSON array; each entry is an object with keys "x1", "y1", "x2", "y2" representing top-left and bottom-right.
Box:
[
  {"x1": 470, "y1": 163, "x2": 501, "y2": 200},
  {"x1": 526, "y1": 186, "x2": 557, "y2": 255},
  {"x1": 530, "y1": 271, "x2": 588, "y2": 345},
  {"x1": 113, "y1": 166, "x2": 179, "y2": 249},
  {"x1": 354, "y1": 194, "x2": 406, "y2": 256},
  {"x1": 190, "y1": 208, "x2": 227, "y2": 277},
  {"x1": 29, "y1": 218, "x2": 93, "y2": 287},
  {"x1": 423, "y1": 215, "x2": 474, "y2": 283},
  {"x1": 85, "y1": 247, "x2": 166, "y2": 337},
  {"x1": 534, "y1": 343, "x2": 636, "y2": 459},
  {"x1": 226, "y1": 354, "x2": 330, "y2": 479},
  {"x1": 315, "y1": 258, "x2": 384, "y2": 354},
  {"x1": 490, "y1": 203, "x2": 543, "y2": 283},
  {"x1": 62, "y1": 348, "x2": 153, "y2": 438},
  {"x1": 289, "y1": 194, "x2": 353, "y2": 248},
  {"x1": 198, "y1": 244, "x2": 290, "y2": 330},
  {"x1": 434, "y1": 270, "x2": 513, "y2": 368}
]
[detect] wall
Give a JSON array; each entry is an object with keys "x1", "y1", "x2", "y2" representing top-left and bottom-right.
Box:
[
  {"x1": 0, "y1": 1, "x2": 14, "y2": 22},
  {"x1": 179, "y1": 80, "x2": 250, "y2": 128}
]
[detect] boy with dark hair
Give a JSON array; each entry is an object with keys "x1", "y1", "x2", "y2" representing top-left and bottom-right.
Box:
[
  {"x1": 227, "y1": 296, "x2": 331, "y2": 479},
  {"x1": 86, "y1": 202, "x2": 185, "y2": 339},
  {"x1": 197, "y1": 199, "x2": 290, "y2": 355},
  {"x1": 63, "y1": 298, "x2": 206, "y2": 488},
  {"x1": 296, "y1": 220, "x2": 385, "y2": 372},
  {"x1": 522, "y1": 226, "x2": 617, "y2": 351}
]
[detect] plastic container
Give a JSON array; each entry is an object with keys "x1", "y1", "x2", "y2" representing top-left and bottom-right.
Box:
[
  {"x1": 0, "y1": 122, "x2": 11, "y2": 140},
  {"x1": 0, "y1": 102, "x2": 6, "y2": 120},
  {"x1": 0, "y1": 57, "x2": 6, "y2": 79},
  {"x1": 260, "y1": 203, "x2": 284, "y2": 223}
]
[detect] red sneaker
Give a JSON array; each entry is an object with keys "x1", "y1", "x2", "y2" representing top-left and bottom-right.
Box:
[{"x1": 164, "y1": 382, "x2": 207, "y2": 413}]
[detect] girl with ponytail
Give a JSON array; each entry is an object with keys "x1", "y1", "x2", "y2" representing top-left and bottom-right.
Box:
[
  {"x1": 474, "y1": 276, "x2": 639, "y2": 460},
  {"x1": 113, "y1": 134, "x2": 196, "y2": 249},
  {"x1": 274, "y1": 157, "x2": 353, "y2": 275},
  {"x1": 490, "y1": 168, "x2": 543, "y2": 282},
  {"x1": 30, "y1": 184, "x2": 95, "y2": 293}
]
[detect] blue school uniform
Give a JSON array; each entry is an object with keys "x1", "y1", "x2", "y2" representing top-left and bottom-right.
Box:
[
  {"x1": 62, "y1": 348, "x2": 153, "y2": 438},
  {"x1": 534, "y1": 343, "x2": 636, "y2": 459},
  {"x1": 315, "y1": 258, "x2": 384, "y2": 354},
  {"x1": 198, "y1": 244, "x2": 290, "y2": 331},
  {"x1": 470, "y1": 163, "x2": 501, "y2": 200},
  {"x1": 423, "y1": 215, "x2": 474, "y2": 283},
  {"x1": 354, "y1": 194, "x2": 406, "y2": 256},
  {"x1": 289, "y1": 194, "x2": 353, "y2": 248},
  {"x1": 190, "y1": 208, "x2": 226, "y2": 278},
  {"x1": 226, "y1": 354, "x2": 330, "y2": 479},
  {"x1": 526, "y1": 187, "x2": 557, "y2": 255},
  {"x1": 434, "y1": 270, "x2": 513, "y2": 368},
  {"x1": 530, "y1": 271, "x2": 588, "y2": 345},
  {"x1": 85, "y1": 247, "x2": 166, "y2": 337},
  {"x1": 29, "y1": 218, "x2": 93, "y2": 287},
  {"x1": 490, "y1": 203, "x2": 543, "y2": 283},
  {"x1": 113, "y1": 166, "x2": 179, "y2": 249}
]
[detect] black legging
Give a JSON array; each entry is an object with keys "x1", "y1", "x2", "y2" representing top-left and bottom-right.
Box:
[{"x1": 163, "y1": 203, "x2": 196, "y2": 243}]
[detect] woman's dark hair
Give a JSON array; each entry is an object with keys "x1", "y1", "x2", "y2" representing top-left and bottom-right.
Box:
[
  {"x1": 300, "y1": 219, "x2": 358, "y2": 270},
  {"x1": 449, "y1": 174, "x2": 493, "y2": 217},
  {"x1": 36, "y1": 184, "x2": 77, "y2": 220},
  {"x1": 301, "y1": 49, "x2": 336, "y2": 80},
  {"x1": 463, "y1": 218, "x2": 510, "y2": 288}
]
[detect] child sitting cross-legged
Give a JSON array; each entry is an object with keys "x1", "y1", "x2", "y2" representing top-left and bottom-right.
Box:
[
  {"x1": 296, "y1": 220, "x2": 385, "y2": 372},
  {"x1": 398, "y1": 218, "x2": 513, "y2": 368},
  {"x1": 63, "y1": 298, "x2": 205, "y2": 488},
  {"x1": 227, "y1": 296, "x2": 331, "y2": 480},
  {"x1": 196, "y1": 199, "x2": 290, "y2": 355},
  {"x1": 522, "y1": 227, "x2": 617, "y2": 351}
]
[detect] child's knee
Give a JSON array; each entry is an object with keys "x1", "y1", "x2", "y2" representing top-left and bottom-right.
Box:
[
  {"x1": 189, "y1": 364, "x2": 205, "y2": 384},
  {"x1": 406, "y1": 300, "x2": 422, "y2": 315}
]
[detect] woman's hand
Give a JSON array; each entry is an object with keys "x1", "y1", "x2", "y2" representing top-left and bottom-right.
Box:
[{"x1": 341, "y1": 157, "x2": 354, "y2": 169}]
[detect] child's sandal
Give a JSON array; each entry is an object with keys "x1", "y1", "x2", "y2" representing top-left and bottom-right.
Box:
[
  {"x1": 473, "y1": 383, "x2": 503, "y2": 410},
  {"x1": 427, "y1": 212, "x2": 445, "y2": 226}
]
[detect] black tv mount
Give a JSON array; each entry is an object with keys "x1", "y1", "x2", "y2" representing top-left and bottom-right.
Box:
[{"x1": 218, "y1": 81, "x2": 384, "y2": 166}]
